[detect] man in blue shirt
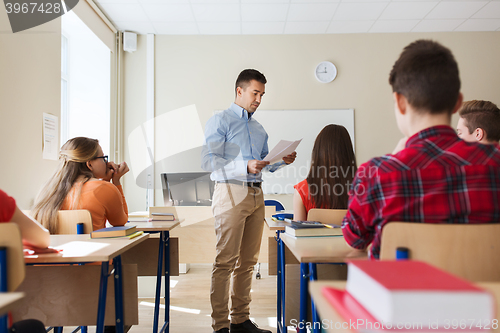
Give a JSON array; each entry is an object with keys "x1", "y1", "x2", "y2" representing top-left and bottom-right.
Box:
[{"x1": 202, "y1": 69, "x2": 296, "y2": 333}]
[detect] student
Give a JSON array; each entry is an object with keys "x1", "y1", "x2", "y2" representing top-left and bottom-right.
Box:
[
  {"x1": 32, "y1": 137, "x2": 129, "y2": 233},
  {"x1": 457, "y1": 100, "x2": 500, "y2": 144},
  {"x1": 293, "y1": 124, "x2": 357, "y2": 221},
  {"x1": 0, "y1": 189, "x2": 51, "y2": 249},
  {"x1": 342, "y1": 39, "x2": 500, "y2": 259}
]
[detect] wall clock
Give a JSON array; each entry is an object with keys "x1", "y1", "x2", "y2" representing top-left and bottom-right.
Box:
[{"x1": 315, "y1": 61, "x2": 337, "y2": 83}]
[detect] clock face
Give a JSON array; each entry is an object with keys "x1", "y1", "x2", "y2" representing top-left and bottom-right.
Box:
[{"x1": 315, "y1": 61, "x2": 337, "y2": 83}]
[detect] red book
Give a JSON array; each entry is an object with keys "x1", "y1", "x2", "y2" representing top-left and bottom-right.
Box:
[
  {"x1": 322, "y1": 287, "x2": 492, "y2": 333},
  {"x1": 340, "y1": 260, "x2": 495, "y2": 329}
]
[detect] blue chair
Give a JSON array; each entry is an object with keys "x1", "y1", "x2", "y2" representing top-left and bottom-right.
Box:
[{"x1": 264, "y1": 199, "x2": 285, "y2": 212}]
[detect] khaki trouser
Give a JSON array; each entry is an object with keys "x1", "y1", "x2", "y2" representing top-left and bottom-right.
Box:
[{"x1": 210, "y1": 182, "x2": 265, "y2": 331}]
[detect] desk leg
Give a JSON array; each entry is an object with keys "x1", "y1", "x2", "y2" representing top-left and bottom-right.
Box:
[
  {"x1": 162, "y1": 230, "x2": 170, "y2": 333},
  {"x1": 96, "y1": 261, "x2": 110, "y2": 333},
  {"x1": 309, "y1": 263, "x2": 319, "y2": 333},
  {"x1": 299, "y1": 263, "x2": 309, "y2": 333},
  {"x1": 280, "y1": 236, "x2": 286, "y2": 330},
  {"x1": 0, "y1": 248, "x2": 7, "y2": 333},
  {"x1": 279, "y1": 231, "x2": 286, "y2": 333},
  {"x1": 153, "y1": 232, "x2": 165, "y2": 333},
  {"x1": 276, "y1": 231, "x2": 282, "y2": 333},
  {"x1": 113, "y1": 255, "x2": 125, "y2": 333}
]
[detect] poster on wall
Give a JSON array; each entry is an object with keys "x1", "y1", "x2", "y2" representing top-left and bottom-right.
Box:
[{"x1": 43, "y1": 113, "x2": 59, "y2": 160}]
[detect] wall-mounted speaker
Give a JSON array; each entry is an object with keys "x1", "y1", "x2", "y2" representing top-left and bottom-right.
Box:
[{"x1": 123, "y1": 31, "x2": 137, "y2": 53}]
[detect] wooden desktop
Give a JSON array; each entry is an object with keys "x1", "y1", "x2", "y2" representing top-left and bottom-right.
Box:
[{"x1": 12, "y1": 234, "x2": 149, "y2": 328}]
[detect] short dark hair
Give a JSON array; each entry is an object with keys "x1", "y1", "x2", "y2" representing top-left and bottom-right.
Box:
[
  {"x1": 389, "y1": 40, "x2": 461, "y2": 115},
  {"x1": 459, "y1": 100, "x2": 500, "y2": 142},
  {"x1": 235, "y1": 69, "x2": 267, "y2": 93}
]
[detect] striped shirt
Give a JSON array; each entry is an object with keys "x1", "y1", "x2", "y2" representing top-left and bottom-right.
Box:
[{"x1": 342, "y1": 125, "x2": 500, "y2": 259}]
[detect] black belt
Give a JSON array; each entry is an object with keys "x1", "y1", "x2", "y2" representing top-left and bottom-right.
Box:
[{"x1": 216, "y1": 180, "x2": 262, "y2": 188}]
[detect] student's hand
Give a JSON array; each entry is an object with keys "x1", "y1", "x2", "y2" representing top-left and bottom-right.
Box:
[
  {"x1": 102, "y1": 162, "x2": 118, "y2": 182},
  {"x1": 283, "y1": 151, "x2": 297, "y2": 165},
  {"x1": 23, "y1": 244, "x2": 61, "y2": 255},
  {"x1": 112, "y1": 162, "x2": 129, "y2": 185},
  {"x1": 247, "y1": 160, "x2": 270, "y2": 174},
  {"x1": 392, "y1": 137, "x2": 409, "y2": 155}
]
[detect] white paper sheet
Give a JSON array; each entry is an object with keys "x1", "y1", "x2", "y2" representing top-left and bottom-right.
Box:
[
  {"x1": 42, "y1": 113, "x2": 58, "y2": 160},
  {"x1": 263, "y1": 139, "x2": 302, "y2": 164}
]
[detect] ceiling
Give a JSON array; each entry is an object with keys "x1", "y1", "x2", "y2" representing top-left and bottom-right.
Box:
[{"x1": 94, "y1": 0, "x2": 500, "y2": 35}]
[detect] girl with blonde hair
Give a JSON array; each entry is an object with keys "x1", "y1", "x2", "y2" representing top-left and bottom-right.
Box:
[{"x1": 32, "y1": 137, "x2": 129, "y2": 233}]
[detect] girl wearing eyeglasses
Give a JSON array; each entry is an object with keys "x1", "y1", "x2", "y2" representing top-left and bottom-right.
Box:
[{"x1": 32, "y1": 137, "x2": 129, "y2": 233}]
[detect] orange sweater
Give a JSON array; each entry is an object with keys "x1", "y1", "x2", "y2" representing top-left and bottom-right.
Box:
[{"x1": 61, "y1": 180, "x2": 128, "y2": 231}]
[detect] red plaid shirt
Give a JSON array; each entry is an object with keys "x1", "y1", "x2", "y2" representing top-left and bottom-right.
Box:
[{"x1": 342, "y1": 126, "x2": 500, "y2": 259}]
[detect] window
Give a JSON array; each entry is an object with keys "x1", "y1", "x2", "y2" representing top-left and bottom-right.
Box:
[{"x1": 61, "y1": 11, "x2": 111, "y2": 154}]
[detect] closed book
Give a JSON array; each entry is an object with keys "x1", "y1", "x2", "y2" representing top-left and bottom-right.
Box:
[
  {"x1": 128, "y1": 217, "x2": 152, "y2": 222},
  {"x1": 322, "y1": 287, "x2": 489, "y2": 333},
  {"x1": 126, "y1": 230, "x2": 144, "y2": 239},
  {"x1": 90, "y1": 225, "x2": 137, "y2": 238},
  {"x1": 151, "y1": 212, "x2": 175, "y2": 221},
  {"x1": 284, "y1": 221, "x2": 342, "y2": 237},
  {"x1": 345, "y1": 260, "x2": 495, "y2": 328}
]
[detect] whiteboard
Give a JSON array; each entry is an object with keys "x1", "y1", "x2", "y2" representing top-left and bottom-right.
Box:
[{"x1": 253, "y1": 109, "x2": 355, "y2": 194}]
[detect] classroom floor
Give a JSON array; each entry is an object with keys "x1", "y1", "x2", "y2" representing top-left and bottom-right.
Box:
[{"x1": 63, "y1": 264, "x2": 279, "y2": 333}]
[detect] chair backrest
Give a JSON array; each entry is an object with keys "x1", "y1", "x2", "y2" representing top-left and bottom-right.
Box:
[
  {"x1": 264, "y1": 199, "x2": 285, "y2": 212},
  {"x1": 0, "y1": 223, "x2": 25, "y2": 291},
  {"x1": 56, "y1": 210, "x2": 93, "y2": 234},
  {"x1": 380, "y1": 222, "x2": 500, "y2": 282},
  {"x1": 307, "y1": 208, "x2": 347, "y2": 226}
]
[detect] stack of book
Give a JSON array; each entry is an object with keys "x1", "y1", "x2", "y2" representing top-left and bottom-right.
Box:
[
  {"x1": 322, "y1": 260, "x2": 495, "y2": 332},
  {"x1": 90, "y1": 225, "x2": 143, "y2": 239},
  {"x1": 284, "y1": 219, "x2": 342, "y2": 237},
  {"x1": 151, "y1": 212, "x2": 175, "y2": 221},
  {"x1": 128, "y1": 216, "x2": 153, "y2": 222}
]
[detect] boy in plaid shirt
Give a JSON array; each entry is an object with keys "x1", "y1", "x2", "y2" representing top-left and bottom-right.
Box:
[{"x1": 342, "y1": 40, "x2": 500, "y2": 259}]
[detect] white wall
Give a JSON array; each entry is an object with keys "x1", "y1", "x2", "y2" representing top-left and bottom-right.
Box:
[
  {"x1": 0, "y1": 11, "x2": 61, "y2": 208},
  {"x1": 122, "y1": 32, "x2": 500, "y2": 212}
]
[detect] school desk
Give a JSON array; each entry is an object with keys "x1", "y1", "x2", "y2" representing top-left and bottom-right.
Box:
[
  {"x1": 133, "y1": 220, "x2": 180, "y2": 333},
  {"x1": 281, "y1": 232, "x2": 367, "y2": 333},
  {"x1": 16, "y1": 233, "x2": 149, "y2": 333},
  {"x1": 265, "y1": 217, "x2": 288, "y2": 333}
]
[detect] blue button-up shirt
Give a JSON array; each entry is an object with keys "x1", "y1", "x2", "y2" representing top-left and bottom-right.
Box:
[{"x1": 201, "y1": 103, "x2": 285, "y2": 182}]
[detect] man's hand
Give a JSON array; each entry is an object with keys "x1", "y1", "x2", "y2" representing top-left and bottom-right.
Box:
[
  {"x1": 247, "y1": 160, "x2": 270, "y2": 174},
  {"x1": 283, "y1": 151, "x2": 297, "y2": 165}
]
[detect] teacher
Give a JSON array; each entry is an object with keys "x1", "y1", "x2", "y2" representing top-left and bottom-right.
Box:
[{"x1": 202, "y1": 69, "x2": 296, "y2": 333}]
